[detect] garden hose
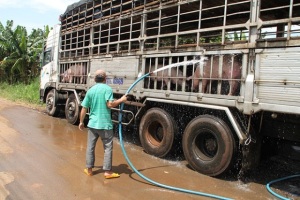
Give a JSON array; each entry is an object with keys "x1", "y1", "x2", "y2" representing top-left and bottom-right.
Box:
[{"x1": 266, "y1": 174, "x2": 300, "y2": 200}]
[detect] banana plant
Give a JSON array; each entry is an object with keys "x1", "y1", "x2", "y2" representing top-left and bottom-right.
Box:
[{"x1": 0, "y1": 20, "x2": 48, "y2": 84}]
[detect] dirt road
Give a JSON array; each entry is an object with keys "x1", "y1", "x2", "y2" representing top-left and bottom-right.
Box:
[{"x1": 0, "y1": 98, "x2": 299, "y2": 200}]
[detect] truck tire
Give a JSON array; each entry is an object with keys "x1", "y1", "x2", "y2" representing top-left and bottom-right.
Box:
[
  {"x1": 182, "y1": 115, "x2": 236, "y2": 176},
  {"x1": 65, "y1": 93, "x2": 80, "y2": 125},
  {"x1": 46, "y1": 89, "x2": 60, "y2": 117},
  {"x1": 139, "y1": 108, "x2": 177, "y2": 158}
]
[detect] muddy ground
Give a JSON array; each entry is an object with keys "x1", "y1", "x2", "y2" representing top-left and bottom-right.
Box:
[{"x1": 0, "y1": 98, "x2": 299, "y2": 200}]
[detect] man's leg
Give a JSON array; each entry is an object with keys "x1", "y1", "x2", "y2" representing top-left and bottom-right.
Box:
[
  {"x1": 101, "y1": 129, "x2": 113, "y2": 171},
  {"x1": 85, "y1": 128, "x2": 99, "y2": 175},
  {"x1": 101, "y1": 129, "x2": 119, "y2": 178}
]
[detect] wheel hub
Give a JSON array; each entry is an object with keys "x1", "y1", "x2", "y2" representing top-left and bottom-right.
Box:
[
  {"x1": 194, "y1": 132, "x2": 218, "y2": 159},
  {"x1": 67, "y1": 102, "x2": 76, "y2": 115},
  {"x1": 148, "y1": 121, "x2": 164, "y2": 146},
  {"x1": 46, "y1": 97, "x2": 53, "y2": 110}
]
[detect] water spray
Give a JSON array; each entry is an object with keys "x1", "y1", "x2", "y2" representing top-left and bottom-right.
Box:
[{"x1": 117, "y1": 59, "x2": 233, "y2": 200}]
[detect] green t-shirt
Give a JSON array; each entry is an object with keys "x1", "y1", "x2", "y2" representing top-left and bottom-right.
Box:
[{"x1": 81, "y1": 83, "x2": 114, "y2": 130}]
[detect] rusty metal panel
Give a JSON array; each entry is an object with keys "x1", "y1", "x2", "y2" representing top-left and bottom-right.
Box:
[{"x1": 256, "y1": 48, "x2": 300, "y2": 105}]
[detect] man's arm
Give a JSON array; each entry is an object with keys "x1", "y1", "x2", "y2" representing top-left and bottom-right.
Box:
[
  {"x1": 78, "y1": 107, "x2": 87, "y2": 130},
  {"x1": 106, "y1": 95, "x2": 127, "y2": 108}
]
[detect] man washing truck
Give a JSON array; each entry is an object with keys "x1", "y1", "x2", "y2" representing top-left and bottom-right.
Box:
[
  {"x1": 40, "y1": 0, "x2": 300, "y2": 177},
  {"x1": 79, "y1": 69, "x2": 127, "y2": 178}
]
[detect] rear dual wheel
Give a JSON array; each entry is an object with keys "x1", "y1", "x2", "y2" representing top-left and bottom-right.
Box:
[
  {"x1": 139, "y1": 108, "x2": 177, "y2": 158},
  {"x1": 182, "y1": 115, "x2": 236, "y2": 176}
]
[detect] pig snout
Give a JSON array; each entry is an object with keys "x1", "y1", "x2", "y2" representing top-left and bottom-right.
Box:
[
  {"x1": 61, "y1": 69, "x2": 71, "y2": 83},
  {"x1": 61, "y1": 74, "x2": 66, "y2": 83}
]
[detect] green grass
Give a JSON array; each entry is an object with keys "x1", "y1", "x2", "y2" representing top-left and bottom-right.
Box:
[{"x1": 0, "y1": 78, "x2": 44, "y2": 106}]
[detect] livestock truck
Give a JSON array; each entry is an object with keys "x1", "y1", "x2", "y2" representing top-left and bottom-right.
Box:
[{"x1": 40, "y1": 0, "x2": 300, "y2": 177}]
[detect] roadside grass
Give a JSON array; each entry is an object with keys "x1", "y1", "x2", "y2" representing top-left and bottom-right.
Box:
[{"x1": 0, "y1": 78, "x2": 44, "y2": 107}]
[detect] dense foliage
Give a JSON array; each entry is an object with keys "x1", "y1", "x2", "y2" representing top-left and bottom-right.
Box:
[{"x1": 0, "y1": 20, "x2": 50, "y2": 84}]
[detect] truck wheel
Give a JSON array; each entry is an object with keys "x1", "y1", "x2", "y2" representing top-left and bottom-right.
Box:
[
  {"x1": 46, "y1": 89, "x2": 60, "y2": 117},
  {"x1": 182, "y1": 115, "x2": 236, "y2": 176},
  {"x1": 139, "y1": 108, "x2": 177, "y2": 158},
  {"x1": 65, "y1": 93, "x2": 80, "y2": 124}
]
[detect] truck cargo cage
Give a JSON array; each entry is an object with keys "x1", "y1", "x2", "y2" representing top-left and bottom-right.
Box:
[
  {"x1": 59, "y1": 61, "x2": 89, "y2": 85},
  {"x1": 59, "y1": 0, "x2": 300, "y2": 60},
  {"x1": 143, "y1": 54, "x2": 243, "y2": 96}
]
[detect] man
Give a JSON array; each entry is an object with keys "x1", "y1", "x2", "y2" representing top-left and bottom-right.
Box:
[{"x1": 79, "y1": 69, "x2": 127, "y2": 179}]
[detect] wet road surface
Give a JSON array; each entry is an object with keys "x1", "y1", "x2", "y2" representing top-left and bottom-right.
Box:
[{"x1": 0, "y1": 98, "x2": 299, "y2": 200}]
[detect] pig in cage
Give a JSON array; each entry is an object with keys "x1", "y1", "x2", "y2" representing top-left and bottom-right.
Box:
[
  {"x1": 60, "y1": 62, "x2": 88, "y2": 84},
  {"x1": 144, "y1": 57, "x2": 187, "y2": 92},
  {"x1": 143, "y1": 54, "x2": 243, "y2": 95},
  {"x1": 187, "y1": 54, "x2": 243, "y2": 96}
]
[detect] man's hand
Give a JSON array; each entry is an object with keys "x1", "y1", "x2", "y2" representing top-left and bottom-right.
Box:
[
  {"x1": 107, "y1": 95, "x2": 128, "y2": 108},
  {"x1": 79, "y1": 107, "x2": 87, "y2": 131},
  {"x1": 120, "y1": 94, "x2": 127, "y2": 102},
  {"x1": 79, "y1": 122, "x2": 84, "y2": 131}
]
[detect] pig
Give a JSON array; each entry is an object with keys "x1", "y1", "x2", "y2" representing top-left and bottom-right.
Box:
[
  {"x1": 187, "y1": 55, "x2": 242, "y2": 95},
  {"x1": 150, "y1": 65, "x2": 184, "y2": 87},
  {"x1": 61, "y1": 64, "x2": 87, "y2": 84}
]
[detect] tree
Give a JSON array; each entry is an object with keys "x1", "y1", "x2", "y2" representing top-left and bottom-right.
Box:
[
  {"x1": 0, "y1": 20, "x2": 18, "y2": 83},
  {"x1": 0, "y1": 20, "x2": 49, "y2": 84},
  {"x1": 26, "y1": 28, "x2": 47, "y2": 81}
]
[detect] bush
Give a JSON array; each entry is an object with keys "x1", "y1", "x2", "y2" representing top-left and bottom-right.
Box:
[{"x1": 0, "y1": 77, "x2": 43, "y2": 105}]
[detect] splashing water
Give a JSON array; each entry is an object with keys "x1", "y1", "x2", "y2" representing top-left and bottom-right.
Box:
[{"x1": 152, "y1": 58, "x2": 206, "y2": 74}]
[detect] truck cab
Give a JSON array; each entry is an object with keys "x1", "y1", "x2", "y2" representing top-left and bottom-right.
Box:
[{"x1": 40, "y1": 25, "x2": 61, "y2": 102}]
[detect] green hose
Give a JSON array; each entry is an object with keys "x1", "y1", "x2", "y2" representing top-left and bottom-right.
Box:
[{"x1": 266, "y1": 174, "x2": 300, "y2": 200}]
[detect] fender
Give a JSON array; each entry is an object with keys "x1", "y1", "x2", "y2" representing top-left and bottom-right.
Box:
[{"x1": 41, "y1": 82, "x2": 56, "y2": 103}]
